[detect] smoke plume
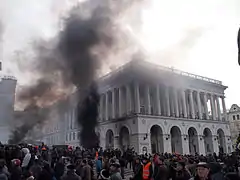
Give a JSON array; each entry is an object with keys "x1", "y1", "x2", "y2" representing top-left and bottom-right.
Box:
[
  {"x1": 9, "y1": 105, "x2": 49, "y2": 144},
  {"x1": 10, "y1": 0, "x2": 144, "y2": 145},
  {"x1": 151, "y1": 27, "x2": 205, "y2": 67},
  {"x1": 77, "y1": 83, "x2": 100, "y2": 148}
]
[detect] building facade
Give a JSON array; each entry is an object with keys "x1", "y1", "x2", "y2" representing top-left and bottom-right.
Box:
[
  {"x1": 0, "y1": 72, "x2": 17, "y2": 143},
  {"x1": 228, "y1": 104, "x2": 240, "y2": 146},
  {"x1": 41, "y1": 60, "x2": 232, "y2": 155},
  {"x1": 41, "y1": 93, "x2": 81, "y2": 147}
]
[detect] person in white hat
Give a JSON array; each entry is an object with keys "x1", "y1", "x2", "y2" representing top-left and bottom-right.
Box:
[{"x1": 190, "y1": 162, "x2": 211, "y2": 180}]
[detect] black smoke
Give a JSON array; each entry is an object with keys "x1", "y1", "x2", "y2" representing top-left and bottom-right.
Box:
[
  {"x1": 77, "y1": 83, "x2": 100, "y2": 148},
  {"x1": 10, "y1": 0, "x2": 143, "y2": 145},
  {"x1": 9, "y1": 105, "x2": 48, "y2": 144},
  {"x1": 55, "y1": 3, "x2": 119, "y2": 148},
  {"x1": 9, "y1": 80, "x2": 54, "y2": 144}
]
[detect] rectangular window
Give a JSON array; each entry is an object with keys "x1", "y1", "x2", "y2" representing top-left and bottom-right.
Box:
[
  {"x1": 233, "y1": 115, "x2": 236, "y2": 120},
  {"x1": 237, "y1": 115, "x2": 240, "y2": 120}
]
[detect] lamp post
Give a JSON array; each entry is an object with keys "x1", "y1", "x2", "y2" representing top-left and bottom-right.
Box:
[{"x1": 238, "y1": 27, "x2": 240, "y2": 65}]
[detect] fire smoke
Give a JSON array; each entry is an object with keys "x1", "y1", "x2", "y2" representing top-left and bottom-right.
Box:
[{"x1": 9, "y1": 0, "x2": 144, "y2": 145}]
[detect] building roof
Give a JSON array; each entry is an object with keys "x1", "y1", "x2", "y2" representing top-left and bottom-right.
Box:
[
  {"x1": 229, "y1": 104, "x2": 240, "y2": 113},
  {"x1": 98, "y1": 59, "x2": 224, "y2": 87},
  {"x1": 0, "y1": 72, "x2": 16, "y2": 81}
]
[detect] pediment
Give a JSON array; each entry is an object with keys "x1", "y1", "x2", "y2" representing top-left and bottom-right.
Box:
[{"x1": 230, "y1": 104, "x2": 240, "y2": 112}]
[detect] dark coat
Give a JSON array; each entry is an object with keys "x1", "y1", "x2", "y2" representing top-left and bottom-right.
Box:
[
  {"x1": 153, "y1": 165, "x2": 169, "y2": 180},
  {"x1": 61, "y1": 172, "x2": 81, "y2": 180},
  {"x1": 132, "y1": 163, "x2": 142, "y2": 180}
]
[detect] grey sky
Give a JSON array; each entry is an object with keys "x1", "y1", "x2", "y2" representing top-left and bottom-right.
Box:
[{"x1": 1, "y1": 0, "x2": 240, "y2": 109}]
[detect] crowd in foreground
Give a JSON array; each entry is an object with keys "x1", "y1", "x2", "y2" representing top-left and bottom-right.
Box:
[{"x1": 0, "y1": 143, "x2": 239, "y2": 180}]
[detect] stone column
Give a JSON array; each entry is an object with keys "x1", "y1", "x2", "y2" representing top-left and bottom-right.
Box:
[
  {"x1": 170, "y1": 91, "x2": 175, "y2": 116},
  {"x1": 174, "y1": 89, "x2": 179, "y2": 117},
  {"x1": 112, "y1": 89, "x2": 115, "y2": 119},
  {"x1": 138, "y1": 133, "x2": 151, "y2": 154},
  {"x1": 99, "y1": 95, "x2": 103, "y2": 121},
  {"x1": 225, "y1": 136, "x2": 232, "y2": 153},
  {"x1": 163, "y1": 134, "x2": 172, "y2": 153},
  {"x1": 212, "y1": 135, "x2": 219, "y2": 155},
  {"x1": 130, "y1": 134, "x2": 140, "y2": 154},
  {"x1": 223, "y1": 136, "x2": 229, "y2": 153},
  {"x1": 156, "y1": 85, "x2": 161, "y2": 115},
  {"x1": 210, "y1": 94, "x2": 216, "y2": 120},
  {"x1": 99, "y1": 132, "x2": 106, "y2": 148},
  {"x1": 105, "y1": 92, "x2": 109, "y2": 121},
  {"x1": 165, "y1": 86, "x2": 170, "y2": 116},
  {"x1": 198, "y1": 135, "x2": 206, "y2": 155},
  {"x1": 197, "y1": 91, "x2": 202, "y2": 119},
  {"x1": 126, "y1": 84, "x2": 132, "y2": 113},
  {"x1": 203, "y1": 93, "x2": 209, "y2": 120},
  {"x1": 119, "y1": 87, "x2": 122, "y2": 117},
  {"x1": 135, "y1": 82, "x2": 140, "y2": 114},
  {"x1": 114, "y1": 136, "x2": 120, "y2": 149},
  {"x1": 181, "y1": 90, "x2": 187, "y2": 118},
  {"x1": 189, "y1": 90, "x2": 195, "y2": 119},
  {"x1": 145, "y1": 85, "x2": 151, "y2": 114},
  {"x1": 216, "y1": 96, "x2": 221, "y2": 121},
  {"x1": 72, "y1": 109, "x2": 75, "y2": 129},
  {"x1": 221, "y1": 96, "x2": 227, "y2": 121},
  {"x1": 182, "y1": 135, "x2": 190, "y2": 154}
]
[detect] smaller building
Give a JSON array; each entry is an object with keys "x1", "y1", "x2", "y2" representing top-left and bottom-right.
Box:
[
  {"x1": 0, "y1": 71, "x2": 17, "y2": 143},
  {"x1": 228, "y1": 104, "x2": 240, "y2": 146},
  {"x1": 41, "y1": 93, "x2": 81, "y2": 147}
]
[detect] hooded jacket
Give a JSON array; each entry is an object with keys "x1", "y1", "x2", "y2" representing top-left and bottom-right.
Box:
[{"x1": 22, "y1": 148, "x2": 31, "y2": 168}]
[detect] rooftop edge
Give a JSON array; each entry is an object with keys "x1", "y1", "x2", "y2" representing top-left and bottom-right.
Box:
[
  {"x1": 0, "y1": 74, "x2": 17, "y2": 81},
  {"x1": 99, "y1": 60, "x2": 223, "y2": 85}
]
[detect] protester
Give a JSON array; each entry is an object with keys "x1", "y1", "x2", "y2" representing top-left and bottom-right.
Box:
[
  {"x1": 61, "y1": 164, "x2": 81, "y2": 180},
  {"x1": 10, "y1": 159, "x2": 22, "y2": 180},
  {"x1": 21, "y1": 148, "x2": 31, "y2": 171},
  {"x1": 190, "y1": 162, "x2": 211, "y2": 180},
  {"x1": 109, "y1": 161, "x2": 122, "y2": 180},
  {"x1": 0, "y1": 143, "x2": 239, "y2": 180},
  {"x1": 0, "y1": 160, "x2": 8, "y2": 180}
]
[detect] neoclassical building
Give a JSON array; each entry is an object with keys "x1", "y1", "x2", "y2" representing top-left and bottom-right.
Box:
[
  {"x1": 97, "y1": 60, "x2": 231, "y2": 155},
  {"x1": 40, "y1": 60, "x2": 232, "y2": 155}
]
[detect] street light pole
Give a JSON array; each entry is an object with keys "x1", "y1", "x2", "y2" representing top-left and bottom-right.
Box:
[{"x1": 238, "y1": 27, "x2": 240, "y2": 65}]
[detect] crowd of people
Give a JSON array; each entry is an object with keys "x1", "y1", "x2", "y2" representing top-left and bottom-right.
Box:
[{"x1": 0, "y1": 143, "x2": 239, "y2": 180}]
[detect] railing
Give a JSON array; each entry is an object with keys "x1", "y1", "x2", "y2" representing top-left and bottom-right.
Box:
[
  {"x1": 0, "y1": 74, "x2": 17, "y2": 80},
  {"x1": 98, "y1": 60, "x2": 222, "y2": 85},
  {"x1": 98, "y1": 61, "x2": 131, "y2": 82},
  {"x1": 148, "y1": 61, "x2": 222, "y2": 85}
]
